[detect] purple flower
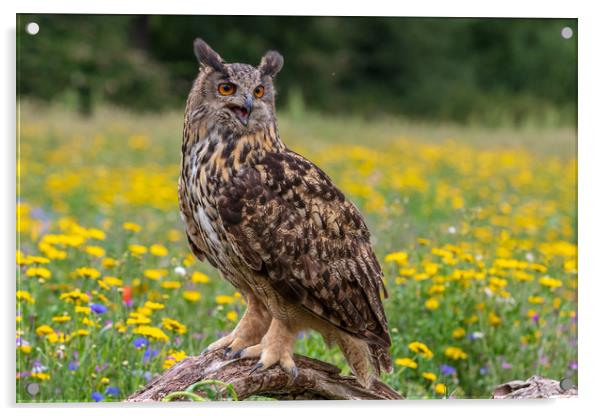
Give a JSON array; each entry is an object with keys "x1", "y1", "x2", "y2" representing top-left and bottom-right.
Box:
[
  {"x1": 539, "y1": 356, "x2": 549, "y2": 366},
  {"x1": 569, "y1": 361, "x2": 578, "y2": 370},
  {"x1": 133, "y1": 337, "x2": 148, "y2": 349},
  {"x1": 68, "y1": 361, "x2": 79, "y2": 371},
  {"x1": 95, "y1": 363, "x2": 108, "y2": 373},
  {"x1": 440, "y1": 364, "x2": 456, "y2": 376},
  {"x1": 143, "y1": 347, "x2": 159, "y2": 363},
  {"x1": 532, "y1": 313, "x2": 540, "y2": 323},
  {"x1": 91, "y1": 392, "x2": 104, "y2": 402},
  {"x1": 501, "y1": 362, "x2": 513, "y2": 369},
  {"x1": 105, "y1": 386, "x2": 120, "y2": 396},
  {"x1": 479, "y1": 366, "x2": 489, "y2": 375},
  {"x1": 91, "y1": 304, "x2": 108, "y2": 314},
  {"x1": 144, "y1": 371, "x2": 153, "y2": 382}
]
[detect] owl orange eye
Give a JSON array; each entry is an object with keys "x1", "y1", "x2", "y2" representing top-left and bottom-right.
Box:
[
  {"x1": 218, "y1": 83, "x2": 236, "y2": 96},
  {"x1": 254, "y1": 85, "x2": 265, "y2": 98}
]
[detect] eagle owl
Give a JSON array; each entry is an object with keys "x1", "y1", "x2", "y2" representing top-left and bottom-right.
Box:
[{"x1": 178, "y1": 38, "x2": 392, "y2": 387}]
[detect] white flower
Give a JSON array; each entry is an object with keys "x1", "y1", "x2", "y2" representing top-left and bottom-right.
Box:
[
  {"x1": 448, "y1": 226, "x2": 457, "y2": 234},
  {"x1": 174, "y1": 266, "x2": 187, "y2": 276}
]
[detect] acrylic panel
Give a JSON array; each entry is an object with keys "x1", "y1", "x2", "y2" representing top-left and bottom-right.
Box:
[{"x1": 16, "y1": 14, "x2": 577, "y2": 403}]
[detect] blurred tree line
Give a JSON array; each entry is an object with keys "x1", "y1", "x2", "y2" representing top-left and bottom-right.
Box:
[{"x1": 17, "y1": 15, "x2": 576, "y2": 126}]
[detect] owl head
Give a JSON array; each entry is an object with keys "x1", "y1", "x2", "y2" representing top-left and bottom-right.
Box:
[{"x1": 189, "y1": 38, "x2": 284, "y2": 135}]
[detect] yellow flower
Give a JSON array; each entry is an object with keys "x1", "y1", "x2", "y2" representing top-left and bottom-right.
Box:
[
  {"x1": 425, "y1": 297, "x2": 440, "y2": 310},
  {"x1": 422, "y1": 372, "x2": 437, "y2": 382},
  {"x1": 452, "y1": 328, "x2": 466, "y2": 339},
  {"x1": 161, "y1": 281, "x2": 181, "y2": 290},
  {"x1": 226, "y1": 311, "x2": 238, "y2": 321},
  {"x1": 144, "y1": 269, "x2": 167, "y2": 280},
  {"x1": 488, "y1": 312, "x2": 502, "y2": 327},
  {"x1": 167, "y1": 229, "x2": 181, "y2": 242},
  {"x1": 52, "y1": 315, "x2": 71, "y2": 323},
  {"x1": 128, "y1": 244, "x2": 147, "y2": 256},
  {"x1": 100, "y1": 377, "x2": 110, "y2": 384},
  {"x1": 162, "y1": 317, "x2": 187, "y2": 334},
  {"x1": 144, "y1": 301, "x2": 165, "y2": 311},
  {"x1": 60, "y1": 290, "x2": 90, "y2": 304},
  {"x1": 87, "y1": 228, "x2": 106, "y2": 240},
  {"x1": 75, "y1": 306, "x2": 91, "y2": 314},
  {"x1": 102, "y1": 257, "x2": 118, "y2": 268},
  {"x1": 408, "y1": 341, "x2": 434, "y2": 360},
  {"x1": 528, "y1": 295, "x2": 545, "y2": 304},
  {"x1": 395, "y1": 357, "x2": 418, "y2": 369},
  {"x1": 85, "y1": 245, "x2": 106, "y2": 258},
  {"x1": 69, "y1": 329, "x2": 90, "y2": 339},
  {"x1": 17, "y1": 290, "x2": 35, "y2": 304},
  {"x1": 127, "y1": 312, "x2": 151, "y2": 326},
  {"x1": 123, "y1": 222, "x2": 142, "y2": 232},
  {"x1": 75, "y1": 267, "x2": 101, "y2": 280},
  {"x1": 102, "y1": 276, "x2": 123, "y2": 287},
  {"x1": 215, "y1": 295, "x2": 235, "y2": 305},
  {"x1": 553, "y1": 297, "x2": 562, "y2": 309},
  {"x1": 434, "y1": 383, "x2": 446, "y2": 395},
  {"x1": 26, "y1": 267, "x2": 52, "y2": 280},
  {"x1": 384, "y1": 251, "x2": 408, "y2": 265},
  {"x1": 183, "y1": 290, "x2": 201, "y2": 302},
  {"x1": 133, "y1": 325, "x2": 169, "y2": 342},
  {"x1": 19, "y1": 345, "x2": 32, "y2": 354},
  {"x1": 191, "y1": 271, "x2": 210, "y2": 284},
  {"x1": 32, "y1": 372, "x2": 51, "y2": 381},
  {"x1": 423, "y1": 262, "x2": 439, "y2": 275},
  {"x1": 163, "y1": 349, "x2": 187, "y2": 369},
  {"x1": 36, "y1": 325, "x2": 54, "y2": 337},
  {"x1": 444, "y1": 346, "x2": 467, "y2": 360},
  {"x1": 150, "y1": 244, "x2": 168, "y2": 257},
  {"x1": 539, "y1": 276, "x2": 563, "y2": 289}
]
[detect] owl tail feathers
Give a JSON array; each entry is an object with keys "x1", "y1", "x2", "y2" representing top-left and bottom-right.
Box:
[{"x1": 336, "y1": 333, "x2": 391, "y2": 388}]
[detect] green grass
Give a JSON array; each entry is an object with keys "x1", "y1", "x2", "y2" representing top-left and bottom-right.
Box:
[{"x1": 16, "y1": 101, "x2": 577, "y2": 401}]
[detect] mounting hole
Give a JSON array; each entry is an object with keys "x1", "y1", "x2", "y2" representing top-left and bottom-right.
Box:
[
  {"x1": 25, "y1": 22, "x2": 39, "y2": 36},
  {"x1": 561, "y1": 26, "x2": 573, "y2": 39}
]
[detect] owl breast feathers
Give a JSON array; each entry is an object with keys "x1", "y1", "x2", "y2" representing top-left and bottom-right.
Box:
[{"x1": 179, "y1": 37, "x2": 392, "y2": 387}]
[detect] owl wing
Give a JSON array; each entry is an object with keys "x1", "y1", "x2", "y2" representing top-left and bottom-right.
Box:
[{"x1": 217, "y1": 150, "x2": 391, "y2": 347}]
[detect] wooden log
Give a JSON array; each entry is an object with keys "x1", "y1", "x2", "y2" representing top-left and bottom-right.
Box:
[{"x1": 126, "y1": 347, "x2": 403, "y2": 401}]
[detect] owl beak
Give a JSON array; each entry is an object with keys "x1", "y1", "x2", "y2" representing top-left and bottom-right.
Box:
[{"x1": 243, "y1": 94, "x2": 254, "y2": 124}]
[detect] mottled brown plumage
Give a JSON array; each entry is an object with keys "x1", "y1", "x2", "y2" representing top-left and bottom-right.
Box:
[{"x1": 178, "y1": 38, "x2": 391, "y2": 387}]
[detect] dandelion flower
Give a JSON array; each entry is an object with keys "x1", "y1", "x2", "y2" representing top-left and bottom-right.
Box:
[
  {"x1": 128, "y1": 244, "x2": 147, "y2": 256},
  {"x1": 26, "y1": 267, "x2": 52, "y2": 280},
  {"x1": 226, "y1": 311, "x2": 238, "y2": 321},
  {"x1": 425, "y1": 297, "x2": 440, "y2": 310},
  {"x1": 408, "y1": 341, "x2": 434, "y2": 359},
  {"x1": 395, "y1": 357, "x2": 418, "y2": 369},
  {"x1": 162, "y1": 317, "x2": 187, "y2": 334},
  {"x1": 133, "y1": 325, "x2": 169, "y2": 342},
  {"x1": 183, "y1": 290, "x2": 201, "y2": 302},
  {"x1": 452, "y1": 328, "x2": 466, "y2": 339},
  {"x1": 150, "y1": 244, "x2": 168, "y2": 257},
  {"x1": 215, "y1": 295, "x2": 235, "y2": 305},
  {"x1": 434, "y1": 383, "x2": 446, "y2": 395},
  {"x1": 422, "y1": 372, "x2": 437, "y2": 382},
  {"x1": 16, "y1": 290, "x2": 35, "y2": 304},
  {"x1": 444, "y1": 346, "x2": 468, "y2": 360},
  {"x1": 85, "y1": 245, "x2": 106, "y2": 258},
  {"x1": 384, "y1": 251, "x2": 408, "y2": 265},
  {"x1": 123, "y1": 222, "x2": 141, "y2": 233},
  {"x1": 191, "y1": 271, "x2": 210, "y2": 284}
]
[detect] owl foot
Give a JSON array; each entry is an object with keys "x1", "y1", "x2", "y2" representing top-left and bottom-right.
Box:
[{"x1": 244, "y1": 319, "x2": 299, "y2": 381}]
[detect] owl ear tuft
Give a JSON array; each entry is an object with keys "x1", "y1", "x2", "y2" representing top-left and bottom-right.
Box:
[
  {"x1": 258, "y1": 51, "x2": 284, "y2": 77},
  {"x1": 193, "y1": 38, "x2": 227, "y2": 73}
]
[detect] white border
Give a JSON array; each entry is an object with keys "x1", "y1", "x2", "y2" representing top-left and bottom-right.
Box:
[{"x1": 2, "y1": 1, "x2": 601, "y2": 416}]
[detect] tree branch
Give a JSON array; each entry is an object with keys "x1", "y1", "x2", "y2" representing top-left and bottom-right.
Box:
[{"x1": 126, "y1": 347, "x2": 403, "y2": 401}]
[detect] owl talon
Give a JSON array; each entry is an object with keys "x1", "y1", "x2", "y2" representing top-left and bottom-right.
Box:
[
  {"x1": 224, "y1": 347, "x2": 232, "y2": 357},
  {"x1": 288, "y1": 365, "x2": 299, "y2": 381},
  {"x1": 249, "y1": 362, "x2": 264, "y2": 374}
]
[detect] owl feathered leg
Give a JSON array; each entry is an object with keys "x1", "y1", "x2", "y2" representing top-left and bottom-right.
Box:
[
  {"x1": 336, "y1": 332, "x2": 377, "y2": 388},
  {"x1": 205, "y1": 293, "x2": 271, "y2": 357},
  {"x1": 237, "y1": 318, "x2": 299, "y2": 379}
]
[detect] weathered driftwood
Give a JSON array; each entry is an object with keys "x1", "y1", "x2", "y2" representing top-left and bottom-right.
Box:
[
  {"x1": 126, "y1": 347, "x2": 403, "y2": 401},
  {"x1": 492, "y1": 375, "x2": 577, "y2": 399}
]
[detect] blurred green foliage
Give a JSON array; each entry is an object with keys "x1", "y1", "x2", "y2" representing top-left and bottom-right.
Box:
[{"x1": 17, "y1": 15, "x2": 576, "y2": 126}]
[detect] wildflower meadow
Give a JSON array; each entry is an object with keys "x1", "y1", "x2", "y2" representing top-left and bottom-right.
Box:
[{"x1": 16, "y1": 103, "x2": 577, "y2": 401}]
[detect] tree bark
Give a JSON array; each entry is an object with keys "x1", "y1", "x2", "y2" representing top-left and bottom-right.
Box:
[
  {"x1": 492, "y1": 375, "x2": 577, "y2": 399},
  {"x1": 126, "y1": 347, "x2": 403, "y2": 401}
]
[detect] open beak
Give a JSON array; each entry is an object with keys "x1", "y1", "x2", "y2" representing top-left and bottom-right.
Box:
[{"x1": 228, "y1": 94, "x2": 253, "y2": 126}]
